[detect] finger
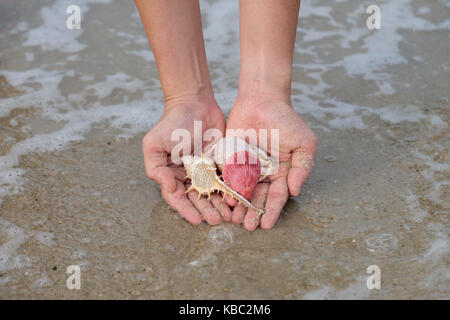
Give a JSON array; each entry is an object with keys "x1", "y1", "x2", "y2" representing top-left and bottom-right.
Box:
[
  {"x1": 260, "y1": 177, "x2": 289, "y2": 230},
  {"x1": 288, "y1": 147, "x2": 315, "y2": 197},
  {"x1": 188, "y1": 190, "x2": 223, "y2": 225},
  {"x1": 243, "y1": 183, "x2": 269, "y2": 231},
  {"x1": 171, "y1": 166, "x2": 187, "y2": 181},
  {"x1": 161, "y1": 181, "x2": 202, "y2": 225},
  {"x1": 243, "y1": 210, "x2": 259, "y2": 232},
  {"x1": 210, "y1": 194, "x2": 232, "y2": 222},
  {"x1": 143, "y1": 139, "x2": 176, "y2": 192},
  {"x1": 231, "y1": 203, "x2": 246, "y2": 224},
  {"x1": 224, "y1": 195, "x2": 238, "y2": 207},
  {"x1": 287, "y1": 166, "x2": 311, "y2": 197}
]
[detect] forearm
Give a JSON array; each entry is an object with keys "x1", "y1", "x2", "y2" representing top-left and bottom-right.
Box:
[
  {"x1": 135, "y1": 0, "x2": 215, "y2": 106},
  {"x1": 238, "y1": 0, "x2": 300, "y2": 101}
]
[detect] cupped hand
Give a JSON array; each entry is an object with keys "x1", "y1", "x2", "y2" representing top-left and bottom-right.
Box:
[
  {"x1": 226, "y1": 95, "x2": 318, "y2": 231},
  {"x1": 142, "y1": 101, "x2": 233, "y2": 225}
]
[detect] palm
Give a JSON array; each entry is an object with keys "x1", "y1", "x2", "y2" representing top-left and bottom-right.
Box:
[
  {"x1": 143, "y1": 103, "x2": 231, "y2": 225},
  {"x1": 151, "y1": 104, "x2": 225, "y2": 159}
]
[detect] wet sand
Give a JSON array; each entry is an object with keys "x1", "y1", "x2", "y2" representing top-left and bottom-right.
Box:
[{"x1": 0, "y1": 0, "x2": 449, "y2": 299}]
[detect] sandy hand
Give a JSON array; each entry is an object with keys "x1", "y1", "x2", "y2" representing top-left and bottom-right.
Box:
[
  {"x1": 226, "y1": 96, "x2": 318, "y2": 231},
  {"x1": 142, "y1": 103, "x2": 234, "y2": 225}
]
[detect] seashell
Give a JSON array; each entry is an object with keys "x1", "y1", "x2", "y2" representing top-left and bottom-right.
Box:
[
  {"x1": 222, "y1": 150, "x2": 261, "y2": 200},
  {"x1": 182, "y1": 155, "x2": 264, "y2": 216},
  {"x1": 205, "y1": 136, "x2": 275, "y2": 199}
]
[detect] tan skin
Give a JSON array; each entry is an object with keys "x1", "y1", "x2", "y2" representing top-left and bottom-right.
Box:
[
  {"x1": 136, "y1": 0, "x2": 230, "y2": 225},
  {"x1": 136, "y1": 0, "x2": 317, "y2": 230}
]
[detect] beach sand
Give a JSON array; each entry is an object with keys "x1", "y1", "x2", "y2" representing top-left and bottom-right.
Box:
[{"x1": 0, "y1": 0, "x2": 448, "y2": 299}]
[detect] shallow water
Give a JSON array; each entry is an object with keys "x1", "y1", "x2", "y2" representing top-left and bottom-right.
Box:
[{"x1": 0, "y1": 0, "x2": 448, "y2": 299}]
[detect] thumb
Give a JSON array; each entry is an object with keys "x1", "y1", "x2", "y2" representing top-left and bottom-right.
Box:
[
  {"x1": 287, "y1": 148, "x2": 313, "y2": 197},
  {"x1": 147, "y1": 166, "x2": 177, "y2": 193},
  {"x1": 143, "y1": 137, "x2": 177, "y2": 193}
]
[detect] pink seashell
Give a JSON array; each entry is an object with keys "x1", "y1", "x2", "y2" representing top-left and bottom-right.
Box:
[
  {"x1": 203, "y1": 136, "x2": 274, "y2": 201},
  {"x1": 222, "y1": 150, "x2": 261, "y2": 200}
]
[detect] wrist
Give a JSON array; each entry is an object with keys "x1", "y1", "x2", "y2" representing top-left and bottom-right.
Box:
[
  {"x1": 163, "y1": 73, "x2": 217, "y2": 109},
  {"x1": 164, "y1": 91, "x2": 219, "y2": 113},
  {"x1": 238, "y1": 64, "x2": 292, "y2": 104},
  {"x1": 158, "y1": 44, "x2": 215, "y2": 107}
]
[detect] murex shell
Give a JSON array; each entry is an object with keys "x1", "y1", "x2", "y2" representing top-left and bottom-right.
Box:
[{"x1": 181, "y1": 137, "x2": 275, "y2": 215}]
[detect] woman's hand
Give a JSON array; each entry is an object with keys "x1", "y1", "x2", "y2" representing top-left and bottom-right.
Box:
[
  {"x1": 143, "y1": 101, "x2": 233, "y2": 225},
  {"x1": 226, "y1": 95, "x2": 317, "y2": 231}
]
